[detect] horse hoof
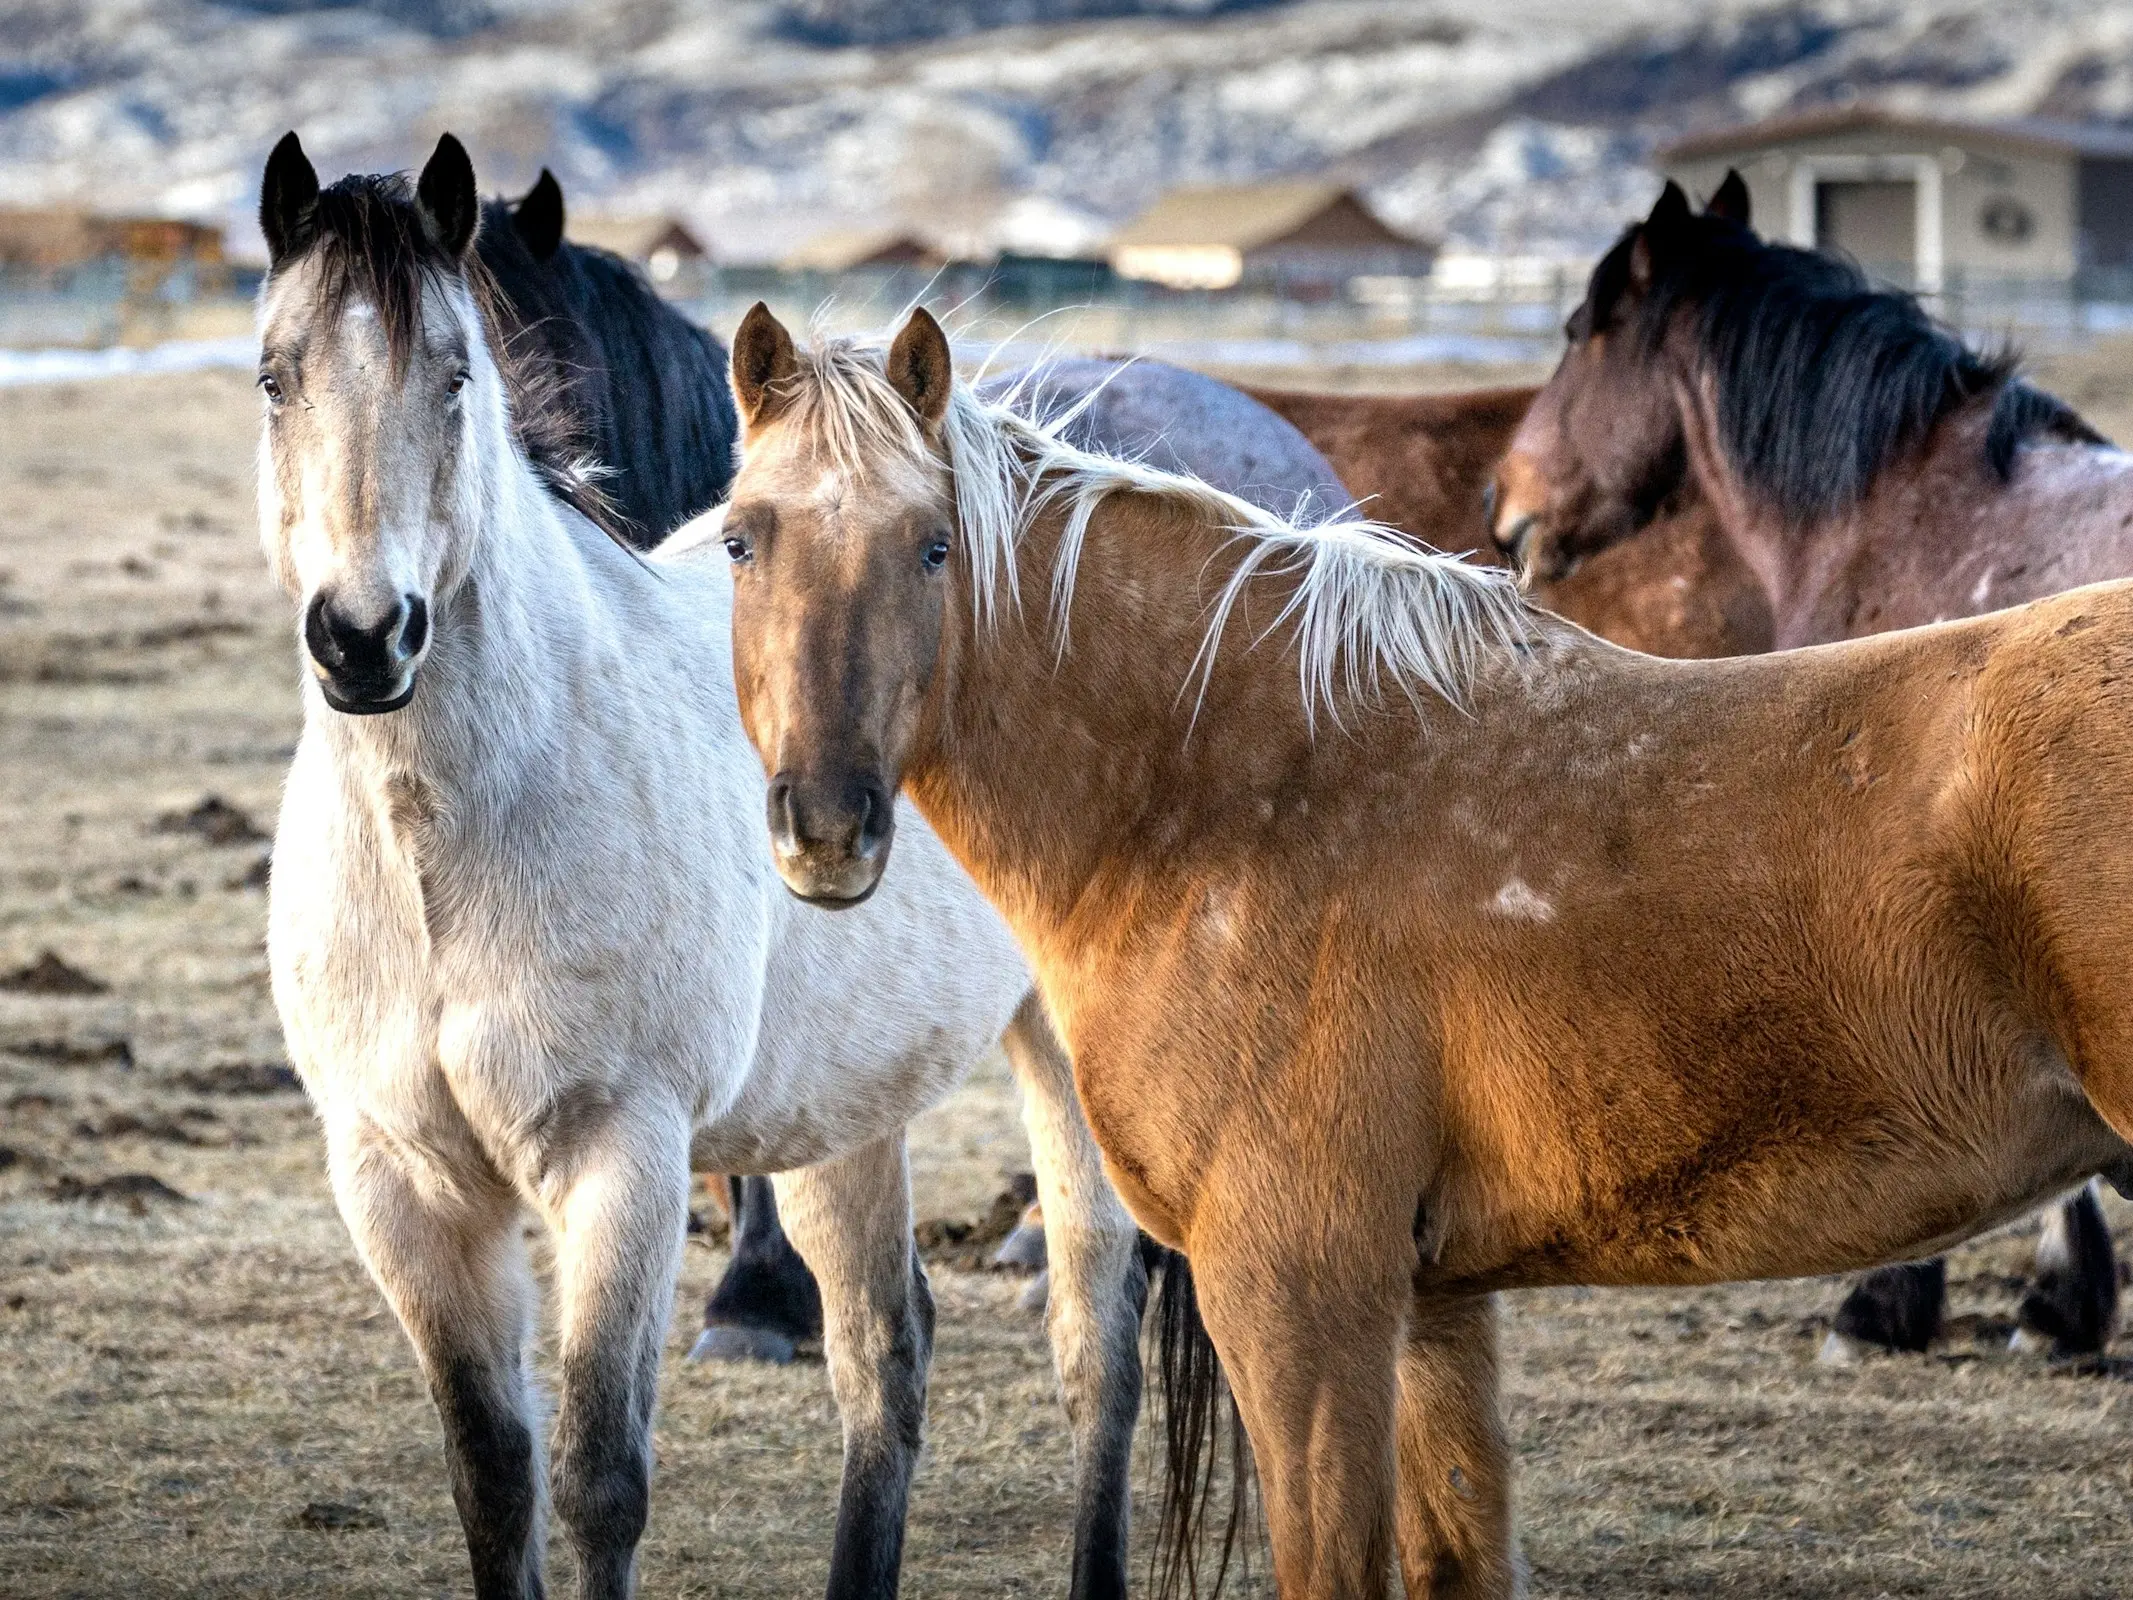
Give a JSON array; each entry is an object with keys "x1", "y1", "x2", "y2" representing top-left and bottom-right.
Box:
[
  {"x1": 1817, "y1": 1329, "x2": 1870, "y2": 1366},
  {"x1": 992, "y1": 1219, "x2": 1048, "y2": 1272},
  {"x1": 1018, "y1": 1269, "x2": 1050, "y2": 1314},
  {"x1": 686, "y1": 1324, "x2": 799, "y2": 1365},
  {"x1": 2008, "y1": 1324, "x2": 2052, "y2": 1358}
]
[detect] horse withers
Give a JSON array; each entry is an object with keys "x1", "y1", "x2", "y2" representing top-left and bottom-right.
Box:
[
  {"x1": 255, "y1": 136, "x2": 1145, "y2": 1600},
  {"x1": 715, "y1": 303, "x2": 2133, "y2": 1598},
  {"x1": 1489, "y1": 173, "x2": 2132, "y2": 1362}
]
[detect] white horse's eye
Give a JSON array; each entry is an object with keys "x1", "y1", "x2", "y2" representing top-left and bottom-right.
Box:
[
  {"x1": 446, "y1": 370, "x2": 470, "y2": 396},
  {"x1": 258, "y1": 372, "x2": 285, "y2": 403}
]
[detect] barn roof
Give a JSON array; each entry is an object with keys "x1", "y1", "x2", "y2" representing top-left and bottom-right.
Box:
[
  {"x1": 1661, "y1": 109, "x2": 2133, "y2": 164},
  {"x1": 781, "y1": 227, "x2": 946, "y2": 271},
  {"x1": 1108, "y1": 181, "x2": 1415, "y2": 252},
  {"x1": 565, "y1": 215, "x2": 708, "y2": 262}
]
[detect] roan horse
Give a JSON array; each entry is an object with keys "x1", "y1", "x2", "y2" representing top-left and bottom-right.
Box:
[
  {"x1": 256, "y1": 135, "x2": 1144, "y2": 1598},
  {"x1": 1490, "y1": 174, "x2": 2132, "y2": 1361},
  {"x1": 716, "y1": 302, "x2": 2133, "y2": 1598}
]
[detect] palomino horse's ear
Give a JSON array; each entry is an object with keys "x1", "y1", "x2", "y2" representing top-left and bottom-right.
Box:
[
  {"x1": 260, "y1": 131, "x2": 320, "y2": 270},
  {"x1": 886, "y1": 307, "x2": 952, "y2": 429},
  {"x1": 416, "y1": 133, "x2": 480, "y2": 260},
  {"x1": 1706, "y1": 169, "x2": 1751, "y2": 227},
  {"x1": 731, "y1": 301, "x2": 800, "y2": 428},
  {"x1": 514, "y1": 168, "x2": 566, "y2": 261}
]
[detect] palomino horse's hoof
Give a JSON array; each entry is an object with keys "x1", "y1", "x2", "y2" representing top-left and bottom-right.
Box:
[{"x1": 686, "y1": 1324, "x2": 799, "y2": 1365}]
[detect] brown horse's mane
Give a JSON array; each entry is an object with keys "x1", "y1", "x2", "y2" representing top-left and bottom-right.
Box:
[
  {"x1": 1580, "y1": 209, "x2": 2108, "y2": 527},
  {"x1": 273, "y1": 172, "x2": 629, "y2": 545},
  {"x1": 783, "y1": 335, "x2": 1531, "y2": 729}
]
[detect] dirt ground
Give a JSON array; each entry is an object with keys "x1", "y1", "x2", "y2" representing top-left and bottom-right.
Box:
[{"x1": 6, "y1": 358, "x2": 2133, "y2": 1598}]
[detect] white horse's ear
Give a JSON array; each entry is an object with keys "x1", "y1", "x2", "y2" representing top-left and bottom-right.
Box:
[
  {"x1": 731, "y1": 302, "x2": 799, "y2": 429},
  {"x1": 261, "y1": 131, "x2": 320, "y2": 269},
  {"x1": 886, "y1": 306, "x2": 952, "y2": 429},
  {"x1": 416, "y1": 133, "x2": 480, "y2": 260}
]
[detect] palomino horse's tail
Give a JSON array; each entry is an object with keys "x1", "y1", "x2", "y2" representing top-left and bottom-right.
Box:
[{"x1": 1150, "y1": 1247, "x2": 1254, "y2": 1600}]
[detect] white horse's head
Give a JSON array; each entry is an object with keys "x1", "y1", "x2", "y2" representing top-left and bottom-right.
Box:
[{"x1": 254, "y1": 132, "x2": 507, "y2": 714}]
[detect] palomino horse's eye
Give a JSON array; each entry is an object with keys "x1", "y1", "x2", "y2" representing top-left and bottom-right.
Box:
[
  {"x1": 922, "y1": 538, "x2": 951, "y2": 572},
  {"x1": 258, "y1": 372, "x2": 284, "y2": 403},
  {"x1": 723, "y1": 536, "x2": 753, "y2": 564}
]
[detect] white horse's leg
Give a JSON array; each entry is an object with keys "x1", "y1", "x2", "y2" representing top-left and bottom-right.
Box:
[
  {"x1": 1000, "y1": 994, "x2": 1147, "y2": 1600},
  {"x1": 324, "y1": 1108, "x2": 547, "y2": 1600},
  {"x1": 543, "y1": 1111, "x2": 693, "y2": 1600},
  {"x1": 773, "y1": 1135, "x2": 934, "y2": 1600}
]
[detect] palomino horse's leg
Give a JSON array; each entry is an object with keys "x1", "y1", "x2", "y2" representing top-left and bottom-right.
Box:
[
  {"x1": 1191, "y1": 1216, "x2": 1408, "y2": 1599},
  {"x1": 2013, "y1": 1180, "x2": 2119, "y2": 1357},
  {"x1": 773, "y1": 1135, "x2": 934, "y2": 1600},
  {"x1": 1393, "y1": 1294, "x2": 1519, "y2": 1600},
  {"x1": 999, "y1": 995, "x2": 1147, "y2": 1600},
  {"x1": 322, "y1": 1110, "x2": 547, "y2": 1600},
  {"x1": 544, "y1": 1113, "x2": 693, "y2": 1600}
]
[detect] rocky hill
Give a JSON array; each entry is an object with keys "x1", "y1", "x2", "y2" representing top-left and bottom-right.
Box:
[{"x1": 4, "y1": 0, "x2": 2133, "y2": 262}]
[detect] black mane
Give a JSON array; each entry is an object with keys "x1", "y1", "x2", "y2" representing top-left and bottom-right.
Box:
[
  {"x1": 1582, "y1": 212, "x2": 2106, "y2": 524},
  {"x1": 477, "y1": 201, "x2": 737, "y2": 548}
]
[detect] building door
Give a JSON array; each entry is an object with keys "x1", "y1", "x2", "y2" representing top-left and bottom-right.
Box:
[{"x1": 1815, "y1": 179, "x2": 1917, "y2": 284}]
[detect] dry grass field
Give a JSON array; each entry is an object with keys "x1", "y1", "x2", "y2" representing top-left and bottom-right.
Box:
[{"x1": 6, "y1": 355, "x2": 2133, "y2": 1598}]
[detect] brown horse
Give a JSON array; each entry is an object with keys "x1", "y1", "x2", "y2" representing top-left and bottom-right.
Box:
[
  {"x1": 1246, "y1": 381, "x2": 1771, "y2": 657},
  {"x1": 714, "y1": 304, "x2": 2133, "y2": 1597},
  {"x1": 1490, "y1": 174, "x2": 2133, "y2": 1361}
]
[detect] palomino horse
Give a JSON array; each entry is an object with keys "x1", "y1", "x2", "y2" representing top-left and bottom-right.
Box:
[
  {"x1": 1247, "y1": 382, "x2": 1771, "y2": 657},
  {"x1": 256, "y1": 135, "x2": 1144, "y2": 1599},
  {"x1": 1490, "y1": 174, "x2": 2131, "y2": 1361},
  {"x1": 716, "y1": 303, "x2": 2133, "y2": 1598}
]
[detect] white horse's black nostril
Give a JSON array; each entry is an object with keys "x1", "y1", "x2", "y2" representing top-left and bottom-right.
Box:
[
  {"x1": 401, "y1": 594, "x2": 430, "y2": 657},
  {"x1": 304, "y1": 589, "x2": 427, "y2": 711}
]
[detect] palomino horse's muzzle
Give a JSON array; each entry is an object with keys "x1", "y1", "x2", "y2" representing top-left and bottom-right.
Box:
[
  {"x1": 764, "y1": 770, "x2": 895, "y2": 908},
  {"x1": 303, "y1": 589, "x2": 429, "y2": 714}
]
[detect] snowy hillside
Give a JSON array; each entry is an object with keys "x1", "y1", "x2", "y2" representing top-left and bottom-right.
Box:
[{"x1": 5, "y1": 0, "x2": 2133, "y2": 262}]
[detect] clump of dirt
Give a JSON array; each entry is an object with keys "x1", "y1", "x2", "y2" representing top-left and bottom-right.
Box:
[
  {"x1": 226, "y1": 853, "x2": 271, "y2": 890},
  {"x1": 153, "y1": 795, "x2": 267, "y2": 846},
  {"x1": 4, "y1": 1035, "x2": 132, "y2": 1069},
  {"x1": 291, "y1": 1501, "x2": 388, "y2": 1532},
  {"x1": 173, "y1": 1061, "x2": 299, "y2": 1096},
  {"x1": 72, "y1": 1109, "x2": 221, "y2": 1146},
  {"x1": 45, "y1": 1172, "x2": 190, "y2": 1212},
  {"x1": 0, "y1": 951, "x2": 110, "y2": 996}
]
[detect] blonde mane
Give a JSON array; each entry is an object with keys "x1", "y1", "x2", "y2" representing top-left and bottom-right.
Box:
[{"x1": 783, "y1": 335, "x2": 1532, "y2": 727}]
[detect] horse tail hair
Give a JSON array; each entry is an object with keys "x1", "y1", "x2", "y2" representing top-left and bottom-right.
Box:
[{"x1": 1150, "y1": 1246, "x2": 1254, "y2": 1600}]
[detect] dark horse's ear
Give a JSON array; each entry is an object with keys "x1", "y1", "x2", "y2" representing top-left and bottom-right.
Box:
[
  {"x1": 260, "y1": 131, "x2": 320, "y2": 269},
  {"x1": 1706, "y1": 168, "x2": 1751, "y2": 227},
  {"x1": 415, "y1": 133, "x2": 480, "y2": 260},
  {"x1": 514, "y1": 168, "x2": 566, "y2": 261},
  {"x1": 886, "y1": 307, "x2": 952, "y2": 429},
  {"x1": 731, "y1": 301, "x2": 800, "y2": 428},
  {"x1": 1630, "y1": 180, "x2": 1694, "y2": 291}
]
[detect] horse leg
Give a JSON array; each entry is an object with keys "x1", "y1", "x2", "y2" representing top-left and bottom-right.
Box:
[
  {"x1": 544, "y1": 1113, "x2": 693, "y2": 1600},
  {"x1": 1190, "y1": 1225, "x2": 1406, "y2": 1599},
  {"x1": 1820, "y1": 1259, "x2": 1947, "y2": 1363},
  {"x1": 773, "y1": 1135, "x2": 934, "y2": 1600},
  {"x1": 690, "y1": 1174, "x2": 826, "y2": 1364},
  {"x1": 2014, "y1": 1180, "x2": 2119, "y2": 1357},
  {"x1": 1000, "y1": 996, "x2": 1146, "y2": 1600},
  {"x1": 323, "y1": 1110, "x2": 546, "y2": 1599},
  {"x1": 1393, "y1": 1292, "x2": 1518, "y2": 1599}
]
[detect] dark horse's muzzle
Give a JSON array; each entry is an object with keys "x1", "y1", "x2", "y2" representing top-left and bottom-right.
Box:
[
  {"x1": 304, "y1": 589, "x2": 429, "y2": 714},
  {"x1": 765, "y1": 770, "x2": 895, "y2": 908}
]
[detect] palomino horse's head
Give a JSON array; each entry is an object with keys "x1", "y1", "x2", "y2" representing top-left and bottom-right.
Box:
[
  {"x1": 255, "y1": 132, "x2": 499, "y2": 714},
  {"x1": 722, "y1": 304, "x2": 959, "y2": 905},
  {"x1": 1489, "y1": 173, "x2": 1751, "y2": 585}
]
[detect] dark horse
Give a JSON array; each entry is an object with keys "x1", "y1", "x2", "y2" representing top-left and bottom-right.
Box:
[{"x1": 1489, "y1": 173, "x2": 2127, "y2": 1360}]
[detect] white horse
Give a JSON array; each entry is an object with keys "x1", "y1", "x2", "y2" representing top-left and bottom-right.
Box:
[{"x1": 255, "y1": 131, "x2": 1144, "y2": 1600}]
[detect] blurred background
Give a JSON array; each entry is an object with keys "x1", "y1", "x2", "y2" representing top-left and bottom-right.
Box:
[{"x1": 11, "y1": 0, "x2": 2133, "y2": 375}]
